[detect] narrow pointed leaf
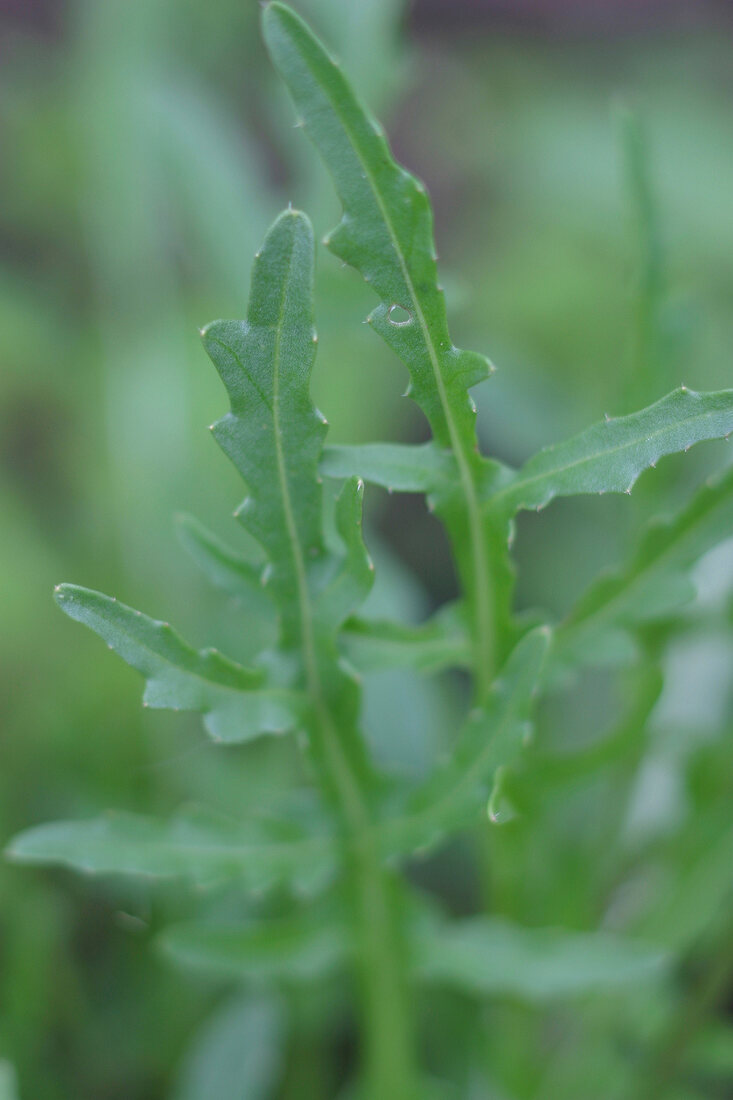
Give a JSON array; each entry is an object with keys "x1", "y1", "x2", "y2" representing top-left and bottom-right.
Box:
[
  {"x1": 54, "y1": 585, "x2": 302, "y2": 742},
  {"x1": 414, "y1": 917, "x2": 669, "y2": 1000},
  {"x1": 204, "y1": 208, "x2": 377, "y2": 805},
  {"x1": 6, "y1": 809, "x2": 336, "y2": 895},
  {"x1": 262, "y1": 3, "x2": 491, "y2": 453},
  {"x1": 488, "y1": 387, "x2": 733, "y2": 517},
  {"x1": 262, "y1": 3, "x2": 510, "y2": 683},
  {"x1": 203, "y1": 210, "x2": 328, "y2": 647},
  {"x1": 378, "y1": 627, "x2": 550, "y2": 857},
  {"x1": 203, "y1": 208, "x2": 374, "y2": 652},
  {"x1": 321, "y1": 442, "x2": 453, "y2": 494},
  {"x1": 554, "y1": 464, "x2": 733, "y2": 669},
  {"x1": 161, "y1": 910, "x2": 348, "y2": 983},
  {"x1": 176, "y1": 513, "x2": 267, "y2": 600}
]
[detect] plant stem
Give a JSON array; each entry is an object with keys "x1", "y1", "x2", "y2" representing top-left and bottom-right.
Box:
[
  {"x1": 278, "y1": 433, "x2": 417, "y2": 1094},
  {"x1": 446, "y1": 485, "x2": 497, "y2": 703},
  {"x1": 309, "y1": 688, "x2": 419, "y2": 1099},
  {"x1": 350, "y1": 841, "x2": 417, "y2": 1099}
]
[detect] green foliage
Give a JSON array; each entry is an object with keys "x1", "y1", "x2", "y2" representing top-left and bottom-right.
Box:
[
  {"x1": 161, "y1": 911, "x2": 347, "y2": 984},
  {"x1": 261, "y1": 4, "x2": 493, "y2": 453},
  {"x1": 7, "y1": 808, "x2": 335, "y2": 894},
  {"x1": 263, "y1": 1, "x2": 505, "y2": 692},
  {"x1": 343, "y1": 601, "x2": 471, "y2": 674},
  {"x1": 379, "y1": 626, "x2": 550, "y2": 857},
  {"x1": 175, "y1": 512, "x2": 266, "y2": 599},
  {"x1": 6, "y1": 4, "x2": 733, "y2": 1099},
  {"x1": 554, "y1": 465, "x2": 733, "y2": 671},
  {"x1": 414, "y1": 917, "x2": 669, "y2": 1000},
  {"x1": 489, "y1": 387, "x2": 733, "y2": 516},
  {"x1": 52, "y1": 585, "x2": 302, "y2": 742},
  {"x1": 200, "y1": 210, "x2": 329, "y2": 648}
]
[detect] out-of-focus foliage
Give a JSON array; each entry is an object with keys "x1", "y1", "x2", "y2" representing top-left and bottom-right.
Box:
[{"x1": 2, "y1": 0, "x2": 733, "y2": 1097}]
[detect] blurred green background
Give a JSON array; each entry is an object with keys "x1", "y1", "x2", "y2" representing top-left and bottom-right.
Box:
[{"x1": 2, "y1": 0, "x2": 733, "y2": 1097}]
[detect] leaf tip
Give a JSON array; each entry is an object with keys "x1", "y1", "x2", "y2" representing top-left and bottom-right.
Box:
[{"x1": 54, "y1": 582, "x2": 80, "y2": 608}]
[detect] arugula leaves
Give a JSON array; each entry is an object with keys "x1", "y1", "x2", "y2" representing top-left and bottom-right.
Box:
[
  {"x1": 202, "y1": 210, "x2": 329, "y2": 649},
  {"x1": 490, "y1": 387, "x2": 733, "y2": 517},
  {"x1": 9, "y1": 6, "x2": 733, "y2": 1097},
  {"x1": 52, "y1": 584, "x2": 301, "y2": 742},
  {"x1": 262, "y1": 3, "x2": 492, "y2": 454},
  {"x1": 7, "y1": 807, "x2": 335, "y2": 894},
  {"x1": 263, "y1": 1, "x2": 505, "y2": 692}
]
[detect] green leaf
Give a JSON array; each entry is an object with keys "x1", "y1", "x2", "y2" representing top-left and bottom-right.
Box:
[
  {"x1": 205, "y1": 207, "x2": 379, "y2": 806},
  {"x1": 343, "y1": 603, "x2": 472, "y2": 674},
  {"x1": 175, "y1": 512, "x2": 266, "y2": 600},
  {"x1": 54, "y1": 585, "x2": 302, "y2": 743},
  {"x1": 172, "y1": 994, "x2": 283, "y2": 1100},
  {"x1": 378, "y1": 627, "x2": 550, "y2": 857},
  {"x1": 555, "y1": 465, "x2": 733, "y2": 669},
  {"x1": 161, "y1": 910, "x2": 348, "y2": 983},
  {"x1": 316, "y1": 477, "x2": 375, "y2": 632},
  {"x1": 262, "y1": 3, "x2": 491, "y2": 453},
  {"x1": 202, "y1": 209, "x2": 330, "y2": 650},
  {"x1": 321, "y1": 442, "x2": 453, "y2": 493},
  {"x1": 487, "y1": 387, "x2": 733, "y2": 517},
  {"x1": 6, "y1": 809, "x2": 336, "y2": 895},
  {"x1": 262, "y1": 2, "x2": 508, "y2": 691},
  {"x1": 415, "y1": 916, "x2": 669, "y2": 1000}
]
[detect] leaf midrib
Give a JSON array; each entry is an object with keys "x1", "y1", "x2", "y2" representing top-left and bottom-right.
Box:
[
  {"x1": 10, "y1": 830, "x2": 332, "y2": 868},
  {"x1": 60, "y1": 593, "x2": 261, "y2": 695},
  {"x1": 269, "y1": 222, "x2": 372, "y2": 840},
  {"x1": 294, "y1": 43, "x2": 495, "y2": 690},
  {"x1": 489, "y1": 395, "x2": 732, "y2": 512}
]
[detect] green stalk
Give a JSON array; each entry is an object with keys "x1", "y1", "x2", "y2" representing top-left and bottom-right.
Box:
[
  {"x1": 278, "y1": 359, "x2": 418, "y2": 1095},
  {"x1": 303, "y1": 664, "x2": 418, "y2": 1098},
  {"x1": 441, "y1": 475, "x2": 498, "y2": 703},
  {"x1": 350, "y1": 841, "x2": 416, "y2": 1098}
]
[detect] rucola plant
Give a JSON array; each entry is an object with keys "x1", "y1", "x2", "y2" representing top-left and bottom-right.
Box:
[{"x1": 9, "y1": 4, "x2": 733, "y2": 1097}]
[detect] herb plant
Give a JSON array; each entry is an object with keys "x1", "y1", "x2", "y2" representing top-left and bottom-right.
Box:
[{"x1": 8, "y1": 5, "x2": 733, "y2": 1098}]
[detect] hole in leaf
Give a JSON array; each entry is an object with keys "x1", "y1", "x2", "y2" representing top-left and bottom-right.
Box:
[{"x1": 387, "y1": 303, "x2": 412, "y2": 327}]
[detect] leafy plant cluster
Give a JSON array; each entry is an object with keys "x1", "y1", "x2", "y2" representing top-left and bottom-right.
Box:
[{"x1": 8, "y1": 5, "x2": 733, "y2": 1098}]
